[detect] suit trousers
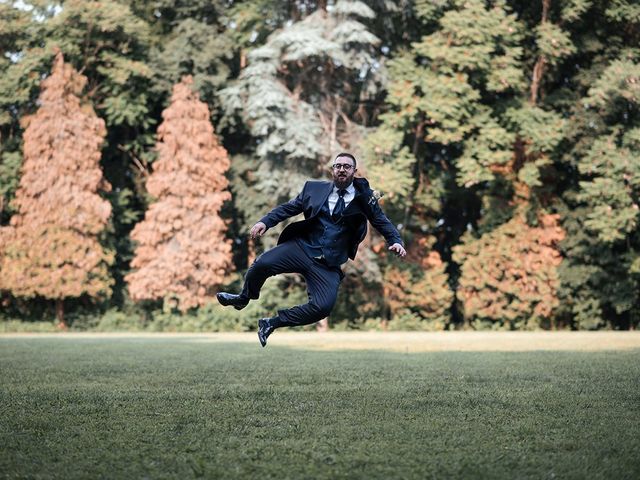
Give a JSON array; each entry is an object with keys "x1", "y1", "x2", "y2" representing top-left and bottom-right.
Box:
[{"x1": 240, "y1": 240, "x2": 342, "y2": 327}]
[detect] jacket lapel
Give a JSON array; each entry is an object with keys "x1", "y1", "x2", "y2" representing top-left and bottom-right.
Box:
[
  {"x1": 343, "y1": 179, "x2": 369, "y2": 216},
  {"x1": 310, "y1": 182, "x2": 334, "y2": 218}
]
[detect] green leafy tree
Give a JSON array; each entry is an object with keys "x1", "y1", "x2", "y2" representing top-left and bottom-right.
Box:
[
  {"x1": 557, "y1": 51, "x2": 640, "y2": 328},
  {"x1": 366, "y1": 0, "x2": 582, "y2": 327},
  {"x1": 0, "y1": 2, "x2": 49, "y2": 223},
  {"x1": 129, "y1": 0, "x2": 236, "y2": 116}
]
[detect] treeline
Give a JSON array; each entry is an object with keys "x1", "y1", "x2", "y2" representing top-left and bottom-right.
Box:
[{"x1": 0, "y1": 0, "x2": 638, "y2": 330}]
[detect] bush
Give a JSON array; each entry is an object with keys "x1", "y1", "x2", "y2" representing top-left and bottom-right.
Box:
[
  {"x1": 144, "y1": 275, "x2": 308, "y2": 332},
  {"x1": 95, "y1": 310, "x2": 146, "y2": 331},
  {"x1": 387, "y1": 312, "x2": 446, "y2": 331},
  {"x1": 0, "y1": 320, "x2": 59, "y2": 333}
]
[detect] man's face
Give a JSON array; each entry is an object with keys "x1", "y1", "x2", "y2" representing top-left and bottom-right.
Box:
[{"x1": 332, "y1": 156, "x2": 356, "y2": 189}]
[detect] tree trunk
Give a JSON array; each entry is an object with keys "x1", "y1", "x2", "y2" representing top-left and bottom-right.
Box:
[
  {"x1": 247, "y1": 237, "x2": 256, "y2": 266},
  {"x1": 240, "y1": 49, "x2": 247, "y2": 69},
  {"x1": 55, "y1": 298, "x2": 67, "y2": 329},
  {"x1": 316, "y1": 317, "x2": 329, "y2": 332},
  {"x1": 402, "y1": 120, "x2": 425, "y2": 229},
  {"x1": 530, "y1": 0, "x2": 551, "y2": 105}
]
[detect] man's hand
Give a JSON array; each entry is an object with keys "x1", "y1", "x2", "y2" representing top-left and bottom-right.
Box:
[
  {"x1": 250, "y1": 222, "x2": 267, "y2": 239},
  {"x1": 389, "y1": 243, "x2": 406, "y2": 258}
]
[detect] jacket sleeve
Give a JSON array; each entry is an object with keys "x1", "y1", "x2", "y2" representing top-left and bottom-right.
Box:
[
  {"x1": 365, "y1": 198, "x2": 403, "y2": 246},
  {"x1": 258, "y1": 183, "x2": 306, "y2": 229}
]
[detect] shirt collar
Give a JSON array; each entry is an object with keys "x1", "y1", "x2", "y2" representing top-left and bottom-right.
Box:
[{"x1": 333, "y1": 182, "x2": 355, "y2": 195}]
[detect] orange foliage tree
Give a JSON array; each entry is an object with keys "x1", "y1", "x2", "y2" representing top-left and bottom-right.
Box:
[
  {"x1": 453, "y1": 213, "x2": 565, "y2": 329},
  {"x1": 0, "y1": 51, "x2": 114, "y2": 326},
  {"x1": 125, "y1": 76, "x2": 232, "y2": 311},
  {"x1": 382, "y1": 235, "x2": 453, "y2": 330}
]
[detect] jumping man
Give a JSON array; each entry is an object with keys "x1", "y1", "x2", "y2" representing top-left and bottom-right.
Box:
[{"x1": 217, "y1": 153, "x2": 406, "y2": 346}]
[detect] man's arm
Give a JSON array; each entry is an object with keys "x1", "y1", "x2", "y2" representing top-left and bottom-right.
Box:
[
  {"x1": 366, "y1": 199, "x2": 406, "y2": 257},
  {"x1": 250, "y1": 184, "x2": 306, "y2": 238}
]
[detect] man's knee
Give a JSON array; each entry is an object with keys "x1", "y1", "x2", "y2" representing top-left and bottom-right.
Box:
[
  {"x1": 249, "y1": 254, "x2": 273, "y2": 275},
  {"x1": 311, "y1": 299, "x2": 335, "y2": 319}
]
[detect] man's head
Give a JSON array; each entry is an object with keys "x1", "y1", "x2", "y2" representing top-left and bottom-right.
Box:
[{"x1": 332, "y1": 152, "x2": 357, "y2": 189}]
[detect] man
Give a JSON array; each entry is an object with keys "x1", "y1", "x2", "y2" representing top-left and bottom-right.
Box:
[{"x1": 217, "y1": 152, "x2": 406, "y2": 347}]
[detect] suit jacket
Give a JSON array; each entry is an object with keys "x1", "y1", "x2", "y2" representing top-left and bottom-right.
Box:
[{"x1": 259, "y1": 177, "x2": 403, "y2": 261}]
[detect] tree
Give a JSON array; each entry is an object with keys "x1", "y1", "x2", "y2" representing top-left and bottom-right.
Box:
[
  {"x1": 130, "y1": 0, "x2": 236, "y2": 116},
  {"x1": 382, "y1": 235, "x2": 454, "y2": 330},
  {"x1": 453, "y1": 212, "x2": 565, "y2": 329},
  {"x1": 0, "y1": 0, "x2": 157, "y2": 310},
  {"x1": 557, "y1": 49, "x2": 640, "y2": 329},
  {"x1": 126, "y1": 76, "x2": 233, "y2": 311},
  {"x1": 0, "y1": 2, "x2": 50, "y2": 224},
  {"x1": 220, "y1": 0, "x2": 387, "y2": 233},
  {"x1": 0, "y1": 51, "x2": 114, "y2": 326}
]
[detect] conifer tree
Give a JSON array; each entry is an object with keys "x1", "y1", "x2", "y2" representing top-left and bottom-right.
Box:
[
  {"x1": 219, "y1": 1, "x2": 390, "y2": 323},
  {"x1": 126, "y1": 76, "x2": 233, "y2": 311},
  {"x1": 0, "y1": 51, "x2": 114, "y2": 326},
  {"x1": 0, "y1": 0, "x2": 156, "y2": 310},
  {"x1": 220, "y1": 0, "x2": 385, "y2": 231}
]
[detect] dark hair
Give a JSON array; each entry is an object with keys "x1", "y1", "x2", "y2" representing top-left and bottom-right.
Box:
[{"x1": 334, "y1": 152, "x2": 357, "y2": 168}]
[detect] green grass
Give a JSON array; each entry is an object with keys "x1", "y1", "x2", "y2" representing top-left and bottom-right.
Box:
[{"x1": 1, "y1": 337, "x2": 639, "y2": 479}]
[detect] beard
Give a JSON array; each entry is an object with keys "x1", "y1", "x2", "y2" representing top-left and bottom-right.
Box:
[{"x1": 333, "y1": 171, "x2": 354, "y2": 189}]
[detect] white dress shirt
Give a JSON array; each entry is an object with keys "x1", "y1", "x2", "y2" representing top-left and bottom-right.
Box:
[{"x1": 328, "y1": 183, "x2": 356, "y2": 214}]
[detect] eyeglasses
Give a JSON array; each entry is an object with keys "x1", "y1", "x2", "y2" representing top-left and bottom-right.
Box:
[{"x1": 332, "y1": 163, "x2": 354, "y2": 171}]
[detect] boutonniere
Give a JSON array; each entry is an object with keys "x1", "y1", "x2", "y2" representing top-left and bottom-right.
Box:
[{"x1": 368, "y1": 190, "x2": 384, "y2": 205}]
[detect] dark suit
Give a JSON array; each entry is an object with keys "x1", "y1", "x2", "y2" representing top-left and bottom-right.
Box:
[{"x1": 241, "y1": 177, "x2": 403, "y2": 327}]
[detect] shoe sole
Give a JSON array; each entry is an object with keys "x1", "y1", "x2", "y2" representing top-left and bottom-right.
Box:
[
  {"x1": 258, "y1": 320, "x2": 268, "y2": 347},
  {"x1": 216, "y1": 294, "x2": 248, "y2": 311}
]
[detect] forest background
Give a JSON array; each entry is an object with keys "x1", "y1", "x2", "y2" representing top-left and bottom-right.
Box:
[{"x1": 0, "y1": 0, "x2": 638, "y2": 332}]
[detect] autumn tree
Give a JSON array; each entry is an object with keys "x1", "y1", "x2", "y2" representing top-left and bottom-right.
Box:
[
  {"x1": 0, "y1": 51, "x2": 114, "y2": 326},
  {"x1": 453, "y1": 213, "x2": 565, "y2": 329},
  {"x1": 0, "y1": 0, "x2": 156, "y2": 310},
  {"x1": 382, "y1": 235, "x2": 454, "y2": 330},
  {"x1": 126, "y1": 76, "x2": 233, "y2": 311}
]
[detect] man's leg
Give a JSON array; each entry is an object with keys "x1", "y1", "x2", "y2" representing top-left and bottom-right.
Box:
[
  {"x1": 218, "y1": 241, "x2": 308, "y2": 310},
  {"x1": 271, "y1": 261, "x2": 341, "y2": 328},
  {"x1": 239, "y1": 241, "x2": 308, "y2": 301}
]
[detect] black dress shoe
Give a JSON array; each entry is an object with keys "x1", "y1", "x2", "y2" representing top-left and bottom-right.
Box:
[
  {"x1": 216, "y1": 292, "x2": 249, "y2": 310},
  {"x1": 258, "y1": 318, "x2": 275, "y2": 347}
]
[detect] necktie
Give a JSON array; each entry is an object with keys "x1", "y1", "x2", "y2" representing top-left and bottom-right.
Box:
[{"x1": 332, "y1": 189, "x2": 347, "y2": 221}]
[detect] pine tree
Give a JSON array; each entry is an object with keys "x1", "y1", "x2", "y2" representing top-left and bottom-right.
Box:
[
  {"x1": 0, "y1": 0, "x2": 156, "y2": 311},
  {"x1": 0, "y1": 51, "x2": 114, "y2": 326},
  {"x1": 126, "y1": 76, "x2": 233, "y2": 311},
  {"x1": 220, "y1": 0, "x2": 386, "y2": 231}
]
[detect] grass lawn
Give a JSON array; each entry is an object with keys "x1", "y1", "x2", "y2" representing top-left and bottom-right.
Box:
[{"x1": 1, "y1": 334, "x2": 639, "y2": 479}]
